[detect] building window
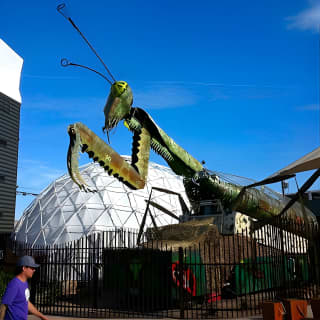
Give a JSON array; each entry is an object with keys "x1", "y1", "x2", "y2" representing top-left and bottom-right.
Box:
[
  {"x1": 0, "y1": 139, "x2": 7, "y2": 147},
  {"x1": 0, "y1": 176, "x2": 5, "y2": 183}
]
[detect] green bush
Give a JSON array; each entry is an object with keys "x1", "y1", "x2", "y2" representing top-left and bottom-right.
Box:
[{"x1": 0, "y1": 267, "x2": 14, "y2": 300}]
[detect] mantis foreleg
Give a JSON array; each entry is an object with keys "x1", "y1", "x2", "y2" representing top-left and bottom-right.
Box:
[{"x1": 67, "y1": 122, "x2": 151, "y2": 190}]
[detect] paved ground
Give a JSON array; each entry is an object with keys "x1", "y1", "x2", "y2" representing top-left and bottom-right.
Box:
[
  {"x1": 27, "y1": 304, "x2": 315, "y2": 319},
  {"x1": 28, "y1": 317, "x2": 265, "y2": 320}
]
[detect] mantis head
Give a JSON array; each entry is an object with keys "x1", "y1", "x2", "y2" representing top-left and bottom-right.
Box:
[{"x1": 103, "y1": 81, "x2": 133, "y2": 134}]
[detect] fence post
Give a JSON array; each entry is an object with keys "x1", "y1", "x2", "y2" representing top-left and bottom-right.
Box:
[
  {"x1": 312, "y1": 233, "x2": 320, "y2": 295},
  {"x1": 178, "y1": 247, "x2": 184, "y2": 319},
  {"x1": 279, "y1": 228, "x2": 287, "y2": 298}
]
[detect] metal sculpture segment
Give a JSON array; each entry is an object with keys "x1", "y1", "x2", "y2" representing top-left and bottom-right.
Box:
[
  {"x1": 67, "y1": 80, "x2": 317, "y2": 226},
  {"x1": 59, "y1": 3, "x2": 317, "y2": 228}
]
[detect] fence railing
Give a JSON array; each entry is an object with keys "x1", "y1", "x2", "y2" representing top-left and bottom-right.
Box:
[{"x1": 1, "y1": 219, "x2": 320, "y2": 319}]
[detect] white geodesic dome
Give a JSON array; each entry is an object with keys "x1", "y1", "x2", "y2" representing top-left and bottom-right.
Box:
[{"x1": 15, "y1": 158, "x2": 189, "y2": 246}]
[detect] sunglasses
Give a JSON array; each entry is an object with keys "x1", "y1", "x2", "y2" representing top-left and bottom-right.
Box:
[{"x1": 25, "y1": 266, "x2": 36, "y2": 271}]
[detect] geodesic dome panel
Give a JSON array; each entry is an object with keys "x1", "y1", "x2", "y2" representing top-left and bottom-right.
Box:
[{"x1": 15, "y1": 158, "x2": 189, "y2": 246}]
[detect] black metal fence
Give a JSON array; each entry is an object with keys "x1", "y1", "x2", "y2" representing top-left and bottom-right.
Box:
[{"x1": 1, "y1": 219, "x2": 320, "y2": 319}]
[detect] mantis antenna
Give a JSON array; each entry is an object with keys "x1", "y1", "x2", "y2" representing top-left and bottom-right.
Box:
[
  {"x1": 57, "y1": 3, "x2": 117, "y2": 84},
  {"x1": 61, "y1": 58, "x2": 113, "y2": 85}
]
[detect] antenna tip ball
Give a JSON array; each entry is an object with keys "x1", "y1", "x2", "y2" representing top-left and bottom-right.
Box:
[
  {"x1": 57, "y1": 3, "x2": 66, "y2": 11},
  {"x1": 61, "y1": 58, "x2": 69, "y2": 67}
]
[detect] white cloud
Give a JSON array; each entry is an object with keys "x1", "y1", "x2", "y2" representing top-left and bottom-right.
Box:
[
  {"x1": 147, "y1": 80, "x2": 287, "y2": 89},
  {"x1": 17, "y1": 160, "x2": 64, "y2": 192},
  {"x1": 286, "y1": 2, "x2": 320, "y2": 32},
  {"x1": 16, "y1": 160, "x2": 65, "y2": 218},
  {"x1": 22, "y1": 74, "x2": 79, "y2": 80},
  {"x1": 296, "y1": 103, "x2": 318, "y2": 111},
  {"x1": 24, "y1": 96, "x2": 105, "y2": 112},
  {"x1": 134, "y1": 86, "x2": 197, "y2": 109}
]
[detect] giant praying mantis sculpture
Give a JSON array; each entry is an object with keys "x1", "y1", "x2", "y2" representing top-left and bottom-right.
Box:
[
  {"x1": 59, "y1": 4, "x2": 317, "y2": 229},
  {"x1": 67, "y1": 80, "x2": 317, "y2": 225}
]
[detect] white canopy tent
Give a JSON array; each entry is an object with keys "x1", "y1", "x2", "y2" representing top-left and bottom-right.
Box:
[
  {"x1": 238, "y1": 146, "x2": 320, "y2": 221},
  {"x1": 240, "y1": 146, "x2": 320, "y2": 189}
]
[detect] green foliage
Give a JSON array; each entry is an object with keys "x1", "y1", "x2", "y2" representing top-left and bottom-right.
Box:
[{"x1": 0, "y1": 267, "x2": 14, "y2": 300}]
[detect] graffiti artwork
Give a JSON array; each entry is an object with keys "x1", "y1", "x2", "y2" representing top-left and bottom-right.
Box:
[
  {"x1": 172, "y1": 261, "x2": 196, "y2": 296},
  {"x1": 223, "y1": 255, "x2": 310, "y2": 296},
  {"x1": 171, "y1": 251, "x2": 206, "y2": 300}
]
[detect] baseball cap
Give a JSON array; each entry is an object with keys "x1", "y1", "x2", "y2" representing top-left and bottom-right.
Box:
[{"x1": 17, "y1": 255, "x2": 39, "y2": 268}]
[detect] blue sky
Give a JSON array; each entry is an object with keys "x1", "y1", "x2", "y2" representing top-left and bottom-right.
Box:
[{"x1": 1, "y1": 0, "x2": 319, "y2": 219}]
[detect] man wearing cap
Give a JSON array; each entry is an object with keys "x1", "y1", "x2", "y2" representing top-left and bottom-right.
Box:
[{"x1": 0, "y1": 256, "x2": 48, "y2": 320}]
